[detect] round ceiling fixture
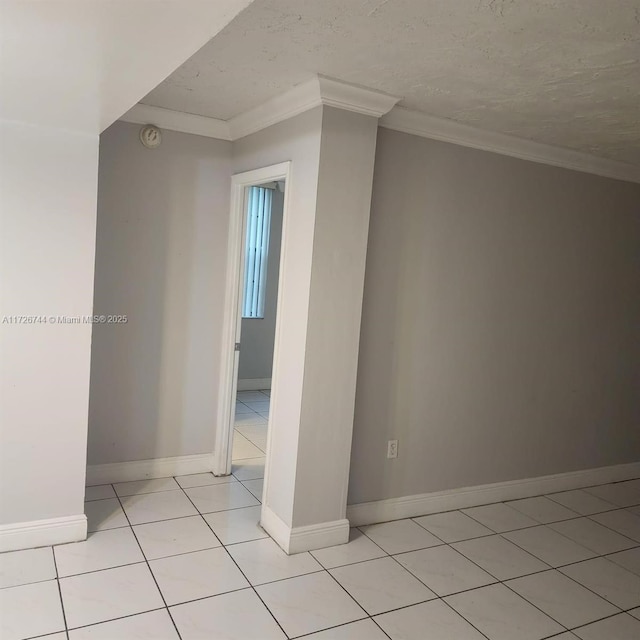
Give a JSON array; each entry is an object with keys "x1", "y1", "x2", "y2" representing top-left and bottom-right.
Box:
[{"x1": 139, "y1": 124, "x2": 162, "y2": 149}]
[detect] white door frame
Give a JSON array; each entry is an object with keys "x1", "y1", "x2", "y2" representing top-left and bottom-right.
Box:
[{"x1": 213, "y1": 161, "x2": 291, "y2": 477}]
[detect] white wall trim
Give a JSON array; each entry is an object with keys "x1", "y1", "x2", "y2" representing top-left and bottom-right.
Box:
[
  {"x1": 228, "y1": 77, "x2": 321, "y2": 141},
  {"x1": 347, "y1": 461, "x2": 640, "y2": 527},
  {"x1": 381, "y1": 107, "x2": 640, "y2": 184},
  {"x1": 214, "y1": 162, "x2": 292, "y2": 478},
  {"x1": 0, "y1": 514, "x2": 87, "y2": 552},
  {"x1": 317, "y1": 75, "x2": 399, "y2": 118},
  {"x1": 120, "y1": 75, "x2": 399, "y2": 143},
  {"x1": 237, "y1": 378, "x2": 272, "y2": 391},
  {"x1": 289, "y1": 518, "x2": 350, "y2": 554},
  {"x1": 121, "y1": 103, "x2": 231, "y2": 140},
  {"x1": 229, "y1": 75, "x2": 399, "y2": 140},
  {"x1": 261, "y1": 505, "x2": 349, "y2": 554},
  {"x1": 260, "y1": 504, "x2": 293, "y2": 552},
  {"x1": 121, "y1": 98, "x2": 640, "y2": 185},
  {"x1": 86, "y1": 453, "x2": 216, "y2": 486}
]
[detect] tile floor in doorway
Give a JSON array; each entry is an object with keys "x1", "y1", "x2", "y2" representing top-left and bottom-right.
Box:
[
  {"x1": 2, "y1": 422, "x2": 640, "y2": 640},
  {"x1": 232, "y1": 389, "x2": 270, "y2": 498}
]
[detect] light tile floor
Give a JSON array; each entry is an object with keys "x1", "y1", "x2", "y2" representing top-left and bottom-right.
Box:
[
  {"x1": 2, "y1": 437, "x2": 640, "y2": 639},
  {"x1": 232, "y1": 389, "x2": 270, "y2": 476}
]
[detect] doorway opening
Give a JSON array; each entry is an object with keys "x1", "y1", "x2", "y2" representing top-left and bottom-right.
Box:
[
  {"x1": 213, "y1": 162, "x2": 291, "y2": 513},
  {"x1": 232, "y1": 180, "x2": 284, "y2": 498}
]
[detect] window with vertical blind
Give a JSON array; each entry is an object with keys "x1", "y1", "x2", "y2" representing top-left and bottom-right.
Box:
[{"x1": 242, "y1": 186, "x2": 272, "y2": 318}]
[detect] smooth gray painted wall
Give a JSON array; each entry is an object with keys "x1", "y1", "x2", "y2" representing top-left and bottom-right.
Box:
[
  {"x1": 88, "y1": 122, "x2": 232, "y2": 464},
  {"x1": 238, "y1": 189, "x2": 283, "y2": 382},
  {"x1": 348, "y1": 128, "x2": 640, "y2": 505}
]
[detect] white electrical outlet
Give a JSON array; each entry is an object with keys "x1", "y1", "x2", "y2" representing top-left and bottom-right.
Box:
[{"x1": 387, "y1": 440, "x2": 398, "y2": 459}]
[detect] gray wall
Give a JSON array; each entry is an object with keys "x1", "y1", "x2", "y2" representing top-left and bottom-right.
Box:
[
  {"x1": 348, "y1": 127, "x2": 640, "y2": 505},
  {"x1": 238, "y1": 189, "x2": 283, "y2": 382},
  {"x1": 88, "y1": 122, "x2": 232, "y2": 464},
  {"x1": 89, "y1": 117, "x2": 640, "y2": 508}
]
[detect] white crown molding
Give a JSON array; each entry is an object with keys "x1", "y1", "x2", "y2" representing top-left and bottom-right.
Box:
[
  {"x1": 119, "y1": 80, "x2": 638, "y2": 184},
  {"x1": 347, "y1": 460, "x2": 640, "y2": 527},
  {"x1": 381, "y1": 107, "x2": 640, "y2": 184},
  {"x1": 228, "y1": 75, "x2": 400, "y2": 140},
  {"x1": 228, "y1": 77, "x2": 321, "y2": 140},
  {"x1": 0, "y1": 514, "x2": 87, "y2": 552},
  {"x1": 121, "y1": 103, "x2": 231, "y2": 141},
  {"x1": 317, "y1": 75, "x2": 400, "y2": 118},
  {"x1": 120, "y1": 75, "x2": 400, "y2": 143}
]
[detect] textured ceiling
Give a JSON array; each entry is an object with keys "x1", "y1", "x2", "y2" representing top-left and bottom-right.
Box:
[{"x1": 143, "y1": 0, "x2": 640, "y2": 165}]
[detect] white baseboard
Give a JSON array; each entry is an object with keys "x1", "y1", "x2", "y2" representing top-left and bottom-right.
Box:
[
  {"x1": 260, "y1": 505, "x2": 292, "y2": 552},
  {"x1": 289, "y1": 518, "x2": 350, "y2": 554},
  {"x1": 261, "y1": 505, "x2": 349, "y2": 554},
  {"x1": 0, "y1": 514, "x2": 87, "y2": 552},
  {"x1": 86, "y1": 453, "x2": 216, "y2": 486},
  {"x1": 237, "y1": 378, "x2": 271, "y2": 391},
  {"x1": 347, "y1": 461, "x2": 640, "y2": 527}
]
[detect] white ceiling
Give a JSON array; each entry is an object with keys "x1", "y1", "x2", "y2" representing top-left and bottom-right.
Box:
[
  {"x1": 0, "y1": 0, "x2": 252, "y2": 133},
  {"x1": 142, "y1": 0, "x2": 640, "y2": 166}
]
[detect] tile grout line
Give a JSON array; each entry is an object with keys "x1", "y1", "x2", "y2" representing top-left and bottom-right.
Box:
[
  {"x1": 321, "y1": 563, "x2": 383, "y2": 631},
  {"x1": 50, "y1": 544, "x2": 70, "y2": 639},
  {"x1": 10, "y1": 543, "x2": 637, "y2": 637},
  {"x1": 387, "y1": 532, "x2": 630, "y2": 638},
  {"x1": 56, "y1": 607, "x2": 168, "y2": 637},
  {"x1": 491, "y1": 571, "x2": 574, "y2": 635},
  {"x1": 583, "y1": 510, "x2": 640, "y2": 544},
  {"x1": 0, "y1": 575, "x2": 66, "y2": 591},
  {"x1": 438, "y1": 596, "x2": 494, "y2": 640},
  {"x1": 545, "y1": 491, "x2": 620, "y2": 513},
  {"x1": 176, "y1": 475, "x2": 292, "y2": 640},
  {"x1": 410, "y1": 514, "x2": 496, "y2": 541},
  {"x1": 355, "y1": 523, "x2": 494, "y2": 639},
  {"x1": 506, "y1": 498, "x2": 582, "y2": 522},
  {"x1": 479, "y1": 533, "x2": 639, "y2": 634},
  {"x1": 113, "y1": 492, "x2": 184, "y2": 640},
  {"x1": 54, "y1": 590, "x2": 640, "y2": 640},
  {"x1": 17, "y1": 475, "x2": 639, "y2": 638},
  {"x1": 357, "y1": 502, "x2": 640, "y2": 636},
  {"x1": 352, "y1": 477, "x2": 640, "y2": 531},
  {"x1": 379, "y1": 540, "x2": 496, "y2": 639},
  {"x1": 562, "y1": 609, "x2": 636, "y2": 635},
  {"x1": 86, "y1": 486, "x2": 640, "y2": 574},
  {"x1": 368, "y1": 616, "x2": 396, "y2": 640},
  {"x1": 501, "y1": 526, "x2": 639, "y2": 572},
  {"x1": 412, "y1": 534, "x2": 637, "y2": 633},
  {"x1": 87, "y1": 476, "x2": 640, "y2": 515},
  {"x1": 325, "y1": 531, "x2": 640, "y2": 615},
  {"x1": 458, "y1": 504, "x2": 547, "y2": 536},
  {"x1": 430, "y1": 498, "x2": 640, "y2": 573},
  {"x1": 541, "y1": 516, "x2": 638, "y2": 554},
  {"x1": 290, "y1": 615, "x2": 388, "y2": 640}
]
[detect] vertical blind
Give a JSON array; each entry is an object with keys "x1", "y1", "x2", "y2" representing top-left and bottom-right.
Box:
[{"x1": 242, "y1": 186, "x2": 272, "y2": 318}]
